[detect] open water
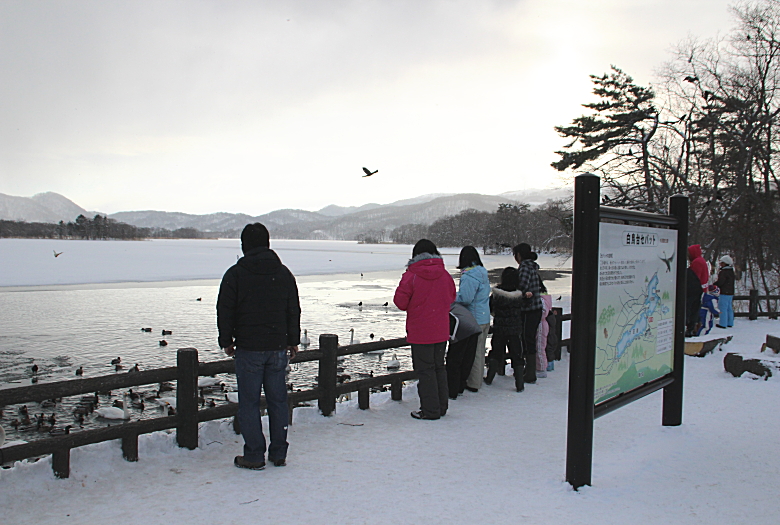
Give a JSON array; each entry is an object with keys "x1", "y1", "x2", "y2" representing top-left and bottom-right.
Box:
[{"x1": 0, "y1": 264, "x2": 570, "y2": 446}]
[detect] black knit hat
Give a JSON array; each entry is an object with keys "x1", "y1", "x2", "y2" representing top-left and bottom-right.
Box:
[{"x1": 241, "y1": 223, "x2": 270, "y2": 253}]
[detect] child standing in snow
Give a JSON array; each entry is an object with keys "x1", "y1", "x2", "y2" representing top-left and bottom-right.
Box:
[
  {"x1": 485, "y1": 267, "x2": 525, "y2": 391},
  {"x1": 697, "y1": 285, "x2": 720, "y2": 336}
]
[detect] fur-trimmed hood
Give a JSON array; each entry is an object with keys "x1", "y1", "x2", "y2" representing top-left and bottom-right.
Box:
[{"x1": 491, "y1": 286, "x2": 525, "y2": 299}]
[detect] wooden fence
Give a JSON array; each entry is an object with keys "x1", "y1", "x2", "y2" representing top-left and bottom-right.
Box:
[
  {"x1": 733, "y1": 290, "x2": 780, "y2": 320},
  {"x1": 0, "y1": 334, "x2": 414, "y2": 478}
]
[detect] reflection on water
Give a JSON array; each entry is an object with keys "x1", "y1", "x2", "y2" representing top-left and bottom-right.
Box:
[{"x1": 0, "y1": 269, "x2": 570, "y2": 446}]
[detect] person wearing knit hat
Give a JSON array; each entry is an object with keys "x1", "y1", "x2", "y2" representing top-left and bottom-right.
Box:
[{"x1": 714, "y1": 255, "x2": 735, "y2": 328}]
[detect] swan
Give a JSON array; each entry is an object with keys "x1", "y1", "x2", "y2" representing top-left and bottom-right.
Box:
[
  {"x1": 301, "y1": 329, "x2": 311, "y2": 347},
  {"x1": 95, "y1": 395, "x2": 131, "y2": 419},
  {"x1": 387, "y1": 353, "x2": 400, "y2": 370},
  {"x1": 366, "y1": 349, "x2": 384, "y2": 356},
  {"x1": 156, "y1": 396, "x2": 177, "y2": 408},
  {"x1": 225, "y1": 392, "x2": 239, "y2": 403},
  {"x1": 198, "y1": 377, "x2": 221, "y2": 388},
  {"x1": 349, "y1": 328, "x2": 360, "y2": 345}
]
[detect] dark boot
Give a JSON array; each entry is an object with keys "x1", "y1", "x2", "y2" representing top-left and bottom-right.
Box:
[
  {"x1": 497, "y1": 358, "x2": 506, "y2": 376},
  {"x1": 514, "y1": 372, "x2": 524, "y2": 392},
  {"x1": 484, "y1": 360, "x2": 501, "y2": 385}
]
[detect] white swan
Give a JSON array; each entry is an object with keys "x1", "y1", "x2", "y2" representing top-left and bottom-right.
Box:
[
  {"x1": 349, "y1": 328, "x2": 360, "y2": 345},
  {"x1": 95, "y1": 395, "x2": 131, "y2": 419},
  {"x1": 156, "y1": 396, "x2": 177, "y2": 409},
  {"x1": 225, "y1": 392, "x2": 239, "y2": 403},
  {"x1": 198, "y1": 377, "x2": 221, "y2": 388},
  {"x1": 301, "y1": 329, "x2": 311, "y2": 347},
  {"x1": 387, "y1": 353, "x2": 400, "y2": 370}
]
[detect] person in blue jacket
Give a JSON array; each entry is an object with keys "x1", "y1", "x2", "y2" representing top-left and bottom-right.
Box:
[
  {"x1": 456, "y1": 246, "x2": 492, "y2": 392},
  {"x1": 698, "y1": 285, "x2": 720, "y2": 336}
]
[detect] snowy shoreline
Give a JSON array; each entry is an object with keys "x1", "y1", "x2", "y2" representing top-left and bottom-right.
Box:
[{"x1": 1, "y1": 318, "x2": 779, "y2": 524}]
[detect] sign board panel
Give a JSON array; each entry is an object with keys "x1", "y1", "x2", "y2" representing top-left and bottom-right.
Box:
[{"x1": 594, "y1": 223, "x2": 678, "y2": 404}]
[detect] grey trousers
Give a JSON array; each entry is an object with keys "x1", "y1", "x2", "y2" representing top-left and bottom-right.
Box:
[
  {"x1": 466, "y1": 324, "x2": 491, "y2": 389},
  {"x1": 412, "y1": 342, "x2": 449, "y2": 419}
]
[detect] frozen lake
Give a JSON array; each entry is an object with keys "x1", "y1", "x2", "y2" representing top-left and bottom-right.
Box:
[{"x1": 0, "y1": 239, "x2": 571, "y2": 444}]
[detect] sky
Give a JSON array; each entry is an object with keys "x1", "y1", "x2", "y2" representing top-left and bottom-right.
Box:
[{"x1": 0, "y1": 0, "x2": 736, "y2": 216}]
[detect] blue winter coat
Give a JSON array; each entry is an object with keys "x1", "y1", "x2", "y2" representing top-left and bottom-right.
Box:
[{"x1": 456, "y1": 265, "x2": 491, "y2": 325}]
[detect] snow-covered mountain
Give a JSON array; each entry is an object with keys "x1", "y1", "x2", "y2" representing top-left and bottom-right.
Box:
[
  {"x1": 0, "y1": 192, "x2": 92, "y2": 223},
  {"x1": 1, "y1": 187, "x2": 570, "y2": 239}
]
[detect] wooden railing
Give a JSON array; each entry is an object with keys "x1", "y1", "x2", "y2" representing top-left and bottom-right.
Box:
[
  {"x1": 733, "y1": 290, "x2": 780, "y2": 320},
  {"x1": 0, "y1": 334, "x2": 413, "y2": 478}
]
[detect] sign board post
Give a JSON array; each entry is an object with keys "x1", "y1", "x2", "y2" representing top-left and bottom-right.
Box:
[{"x1": 565, "y1": 173, "x2": 688, "y2": 490}]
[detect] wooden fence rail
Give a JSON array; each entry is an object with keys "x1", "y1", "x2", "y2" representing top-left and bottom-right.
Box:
[
  {"x1": 733, "y1": 290, "x2": 780, "y2": 320},
  {"x1": 0, "y1": 334, "x2": 413, "y2": 478}
]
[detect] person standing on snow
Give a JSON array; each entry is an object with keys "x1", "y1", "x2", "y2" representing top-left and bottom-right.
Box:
[
  {"x1": 714, "y1": 255, "x2": 735, "y2": 329},
  {"x1": 513, "y1": 243, "x2": 544, "y2": 386},
  {"x1": 217, "y1": 223, "x2": 301, "y2": 470},
  {"x1": 394, "y1": 239, "x2": 456, "y2": 420},
  {"x1": 455, "y1": 246, "x2": 491, "y2": 393}
]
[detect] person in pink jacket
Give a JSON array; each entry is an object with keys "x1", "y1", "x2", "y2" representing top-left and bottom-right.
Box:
[
  {"x1": 394, "y1": 239, "x2": 456, "y2": 420},
  {"x1": 535, "y1": 293, "x2": 552, "y2": 378}
]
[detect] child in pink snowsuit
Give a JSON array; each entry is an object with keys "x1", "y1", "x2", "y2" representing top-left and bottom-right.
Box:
[{"x1": 535, "y1": 294, "x2": 552, "y2": 378}]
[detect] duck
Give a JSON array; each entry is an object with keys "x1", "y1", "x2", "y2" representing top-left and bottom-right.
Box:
[
  {"x1": 300, "y1": 329, "x2": 311, "y2": 347},
  {"x1": 349, "y1": 328, "x2": 360, "y2": 345},
  {"x1": 386, "y1": 353, "x2": 400, "y2": 370},
  {"x1": 95, "y1": 395, "x2": 131, "y2": 420},
  {"x1": 159, "y1": 340, "x2": 168, "y2": 346},
  {"x1": 382, "y1": 302, "x2": 389, "y2": 307},
  {"x1": 141, "y1": 327, "x2": 152, "y2": 332},
  {"x1": 31, "y1": 363, "x2": 39, "y2": 374},
  {"x1": 40, "y1": 398, "x2": 57, "y2": 409},
  {"x1": 111, "y1": 357, "x2": 121, "y2": 365},
  {"x1": 196, "y1": 297, "x2": 202, "y2": 301},
  {"x1": 49, "y1": 425, "x2": 72, "y2": 437},
  {"x1": 75, "y1": 366, "x2": 84, "y2": 376},
  {"x1": 128, "y1": 364, "x2": 140, "y2": 373},
  {"x1": 161, "y1": 329, "x2": 172, "y2": 336},
  {"x1": 158, "y1": 381, "x2": 175, "y2": 392}
]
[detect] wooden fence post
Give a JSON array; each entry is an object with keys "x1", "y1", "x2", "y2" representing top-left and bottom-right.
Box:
[
  {"x1": 749, "y1": 289, "x2": 759, "y2": 321},
  {"x1": 122, "y1": 432, "x2": 139, "y2": 462},
  {"x1": 358, "y1": 387, "x2": 370, "y2": 410},
  {"x1": 177, "y1": 348, "x2": 199, "y2": 450},
  {"x1": 391, "y1": 378, "x2": 402, "y2": 401},
  {"x1": 318, "y1": 334, "x2": 338, "y2": 416},
  {"x1": 52, "y1": 448, "x2": 70, "y2": 479}
]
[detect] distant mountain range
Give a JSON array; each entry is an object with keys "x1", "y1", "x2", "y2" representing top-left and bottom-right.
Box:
[{"x1": 0, "y1": 188, "x2": 570, "y2": 240}]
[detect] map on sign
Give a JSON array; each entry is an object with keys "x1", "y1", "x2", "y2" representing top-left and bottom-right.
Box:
[{"x1": 594, "y1": 223, "x2": 677, "y2": 405}]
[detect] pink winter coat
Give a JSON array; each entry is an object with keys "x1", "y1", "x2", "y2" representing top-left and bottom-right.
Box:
[{"x1": 393, "y1": 255, "x2": 456, "y2": 344}]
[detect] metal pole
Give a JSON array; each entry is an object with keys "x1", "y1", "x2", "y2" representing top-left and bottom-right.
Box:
[
  {"x1": 663, "y1": 195, "x2": 688, "y2": 426},
  {"x1": 565, "y1": 173, "x2": 600, "y2": 490}
]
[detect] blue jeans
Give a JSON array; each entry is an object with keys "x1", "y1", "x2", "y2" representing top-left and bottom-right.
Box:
[
  {"x1": 720, "y1": 295, "x2": 734, "y2": 327},
  {"x1": 235, "y1": 349, "x2": 289, "y2": 463}
]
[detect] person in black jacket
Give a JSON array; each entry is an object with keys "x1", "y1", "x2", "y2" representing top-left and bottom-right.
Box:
[
  {"x1": 217, "y1": 223, "x2": 301, "y2": 470},
  {"x1": 714, "y1": 255, "x2": 735, "y2": 328},
  {"x1": 485, "y1": 267, "x2": 526, "y2": 391}
]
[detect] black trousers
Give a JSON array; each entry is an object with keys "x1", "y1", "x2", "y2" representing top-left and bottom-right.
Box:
[
  {"x1": 520, "y1": 309, "x2": 543, "y2": 382},
  {"x1": 412, "y1": 342, "x2": 449, "y2": 419},
  {"x1": 445, "y1": 333, "x2": 479, "y2": 398},
  {"x1": 487, "y1": 332, "x2": 522, "y2": 369}
]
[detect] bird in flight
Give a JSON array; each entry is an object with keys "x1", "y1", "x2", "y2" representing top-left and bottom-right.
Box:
[
  {"x1": 362, "y1": 167, "x2": 378, "y2": 177},
  {"x1": 53, "y1": 250, "x2": 63, "y2": 258}
]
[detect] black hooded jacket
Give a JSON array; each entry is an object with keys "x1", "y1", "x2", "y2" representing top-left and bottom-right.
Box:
[{"x1": 217, "y1": 247, "x2": 301, "y2": 351}]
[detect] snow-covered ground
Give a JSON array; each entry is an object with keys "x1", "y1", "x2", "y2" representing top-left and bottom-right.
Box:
[
  {"x1": 0, "y1": 238, "x2": 569, "y2": 287},
  {"x1": 1, "y1": 319, "x2": 778, "y2": 524}
]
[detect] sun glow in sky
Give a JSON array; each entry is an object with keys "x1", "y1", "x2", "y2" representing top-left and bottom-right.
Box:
[{"x1": 0, "y1": 0, "x2": 734, "y2": 215}]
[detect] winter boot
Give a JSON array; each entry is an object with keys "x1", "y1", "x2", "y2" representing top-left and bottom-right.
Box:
[
  {"x1": 514, "y1": 371, "x2": 524, "y2": 392},
  {"x1": 485, "y1": 360, "x2": 501, "y2": 385},
  {"x1": 497, "y1": 358, "x2": 506, "y2": 376}
]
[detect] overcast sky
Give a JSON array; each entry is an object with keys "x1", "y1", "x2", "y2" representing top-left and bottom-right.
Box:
[{"x1": 0, "y1": 0, "x2": 735, "y2": 215}]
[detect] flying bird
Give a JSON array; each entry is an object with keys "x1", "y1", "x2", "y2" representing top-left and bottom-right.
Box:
[
  {"x1": 362, "y1": 167, "x2": 378, "y2": 177},
  {"x1": 53, "y1": 250, "x2": 63, "y2": 258},
  {"x1": 683, "y1": 75, "x2": 698, "y2": 83}
]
